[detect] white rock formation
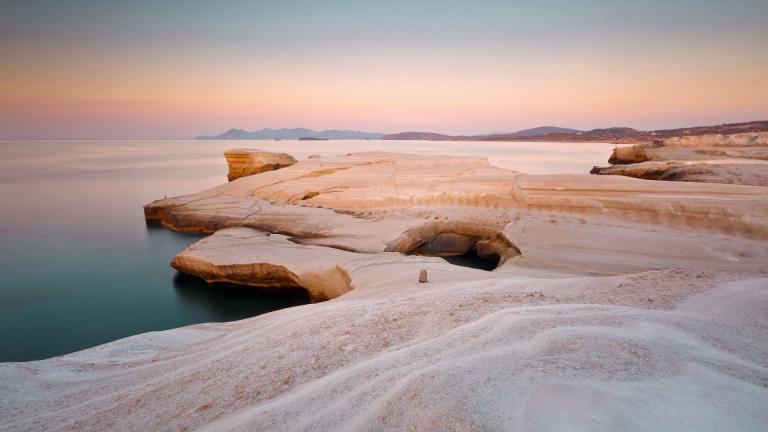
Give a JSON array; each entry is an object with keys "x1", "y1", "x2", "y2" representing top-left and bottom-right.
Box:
[
  {"x1": 171, "y1": 228, "x2": 485, "y2": 302},
  {"x1": 145, "y1": 152, "x2": 768, "y2": 241},
  {"x1": 595, "y1": 132, "x2": 768, "y2": 185},
  {"x1": 223, "y1": 148, "x2": 297, "y2": 181},
  {"x1": 1, "y1": 271, "x2": 766, "y2": 431},
  {"x1": 3, "y1": 150, "x2": 768, "y2": 431}
]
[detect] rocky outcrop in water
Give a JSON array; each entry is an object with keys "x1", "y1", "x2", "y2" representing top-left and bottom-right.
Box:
[
  {"x1": 171, "y1": 227, "x2": 484, "y2": 302},
  {"x1": 592, "y1": 132, "x2": 768, "y2": 186},
  {"x1": 223, "y1": 148, "x2": 297, "y2": 181},
  {"x1": 172, "y1": 228, "x2": 354, "y2": 302}
]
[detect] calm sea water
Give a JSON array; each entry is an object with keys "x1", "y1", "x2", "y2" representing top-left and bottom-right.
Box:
[{"x1": 0, "y1": 139, "x2": 614, "y2": 362}]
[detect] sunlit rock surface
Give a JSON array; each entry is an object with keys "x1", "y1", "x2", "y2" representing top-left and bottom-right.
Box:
[
  {"x1": 2, "y1": 272, "x2": 766, "y2": 431},
  {"x1": 171, "y1": 227, "x2": 483, "y2": 302},
  {"x1": 223, "y1": 148, "x2": 297, "y2": 181},
  {"x1": 3, "y1": 150, "x2": 768, "y2": 431},
  {"x1": 145, "y1": 152, "x2": 768, "y2": 240},
  {"x1": 593, "y1": 132, "x2": 768, "y2": 186}
]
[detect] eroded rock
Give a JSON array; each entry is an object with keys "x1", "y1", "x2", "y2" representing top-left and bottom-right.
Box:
[
  {"x1": 145, "y1": 151, "x2": 768, "y2": 243},
  {"x1": 224, "y1": 148, "x2": 297, "y2": 181},
  {"x1": 607, "y1": 142, "x2": 660, "y2": 164},
  {"x1": 4, "y1": 149, "x2": 768, "y2": 431},
  {"x1": 171, "y1": 227, "x2": 489, "y2": 302},
  {"x1": 147, "y1": 150, "x2": 768, "y2": 309},
  {"x1": 4, "y1": 267, "x2": 767, "y2": 431},
  {"x1": 594, "y1": 132, "x2": 768, "y2": 186},
  {"x1": 172, "y1": 228, "x2": 354, "y2": 302},
  {"x1": 385, "y1": 221, "x2": 521, "y2": 267},
  {"x1": 592, "y1": 161, "x2": 768, "y2": 186}
]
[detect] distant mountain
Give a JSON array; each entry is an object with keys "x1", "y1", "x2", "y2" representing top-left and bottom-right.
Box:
[
  {"x1": 381, "y1": 132, "x2": 468, "y2": 141},
  {"x1": 585, "y1": 127, "x2": 639, "y2": 135},
  {"x1": 384, "y1": 121, "x2": 768, "y2": 144},
  {"x1": 197, "y1": 128, "x2": 383, "y2": 140},
  {"x1": 200, "y1": 121, "x2": 768, "y2": 143},
  {"x1": 506, "y1": 126, "x2": 583, "y2": 137},
  {"x1": 383, "y1": 126, "x2": 581, "y2": 141}
]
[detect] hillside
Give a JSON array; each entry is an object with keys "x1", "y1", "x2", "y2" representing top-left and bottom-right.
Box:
[
  {"x1": 384, "y1": 121, "x2": 768, "y2": 143},
  {"x1": 380, "y1": 132, "x2": 469, "y2": 141},
  {"x1": 506, "y1": 126, "x2": 583, "y2": 137}
]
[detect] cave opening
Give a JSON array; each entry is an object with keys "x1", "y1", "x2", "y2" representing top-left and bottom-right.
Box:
[
  {"x1": 405, "y1": 233, "x2": 508, "y2": 271},
  {"x1": 441, "y1": 250, "x2": 500, "y2": 271},
  {"x1": 385, "y1": 223, "x2": 521, "y2": 272}
]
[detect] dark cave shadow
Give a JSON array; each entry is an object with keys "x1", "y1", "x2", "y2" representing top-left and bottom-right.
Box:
[
  {"x1": 172, "y1": 272, "x2": 310, "y2": 322},
  {"x1": 442, "y1": 250, "x2": 499, "y2": 271}
]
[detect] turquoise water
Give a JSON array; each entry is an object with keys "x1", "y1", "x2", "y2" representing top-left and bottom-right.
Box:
[{"x1": 0, "y1": 139, "x2": 614, "y2": 362}]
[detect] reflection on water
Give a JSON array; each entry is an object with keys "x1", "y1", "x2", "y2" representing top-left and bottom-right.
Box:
[
  {"x1": 172, "y1": 272, "x2": 309, "y2": 322},
  {"x1": 0, "y1": 139, "x2": 615, "y2": 362}
]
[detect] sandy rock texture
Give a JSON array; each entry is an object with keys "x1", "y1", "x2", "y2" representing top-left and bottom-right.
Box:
[
  {"x1": 1, "y1": 271, "x2": 766, "y2": 431},
  {"x1": 145, "y1": 152, "x2": 768, "y2": 241},
  {"x1": 592, "y1": 132, "x2": 768, "y2": 186},
  {"x1": 3, "y1": 150, "x2": 768, "y2": 431},
  {"x1": 172, "y1": 227, "x2": 485, "y2": 302},
  {"x1": 223, "y1": 148, "x2": 297, "y2": 181}
]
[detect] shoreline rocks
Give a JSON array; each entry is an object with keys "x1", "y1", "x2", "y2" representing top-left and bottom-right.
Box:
[
  {"x1": 147, "y1": 151, "x2": 768, "y2": 295},
  {"x1": 223, "y1": 148, "x2": 297, "y2": 181},
  {"x1": 171, "y1": 228, "x2": 354, "y2": 302},
  {"x1": 593, "y1": 132, "x2": 768, "y2": 186},
  {"x1": 145, "y1": 151, "x2": 768, "y2": 241},
  {"x1": 171, "y1": 227, "x2": 487, "y2": 302}
]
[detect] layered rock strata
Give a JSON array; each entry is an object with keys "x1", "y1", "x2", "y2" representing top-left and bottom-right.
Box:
[
  {"x1": 146, "y1": 151, "x2": 768, "y2": 295},
  {"x1": 223, "y1": 148, "x2": 297, "y2": 181},
  {"x1": 593, "y1": 132, "x2": 768, "y2": 186},
  {"x1": 146, "y1": 152, "x2": 768, "y2": 243},
  {"x1": 171, "y1": 227, "x2": 488, "y2": 302}
]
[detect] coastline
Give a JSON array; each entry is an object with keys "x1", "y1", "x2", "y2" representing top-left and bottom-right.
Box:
[{"x1": 2, "y1": 138, "x2": 767, "y2": 431}]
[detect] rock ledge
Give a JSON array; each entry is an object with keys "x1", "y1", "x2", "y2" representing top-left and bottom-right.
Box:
[{"x1": 223, "y1": 148, "x2": 297, "y2": 181}]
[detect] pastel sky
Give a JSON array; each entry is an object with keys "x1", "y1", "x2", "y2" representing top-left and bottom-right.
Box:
[{"x1": 1, "y1": 0, "x2": 767, "y2": 139}]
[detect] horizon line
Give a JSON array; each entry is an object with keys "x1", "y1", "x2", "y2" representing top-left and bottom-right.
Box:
[{"x1": 3, "y1": 119, "x2": 767, "y2": 141}]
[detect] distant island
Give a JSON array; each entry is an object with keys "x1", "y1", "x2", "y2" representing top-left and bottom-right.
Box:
[
  {"x1": 384, "y1": 121, "x2": 768, "y2": 143},
  {"x1": 197, "y1": 121, "x2": 768, "y2": 144},
  {"x1": 197, "y1": 128, "x2": 383, "y2": 140}
]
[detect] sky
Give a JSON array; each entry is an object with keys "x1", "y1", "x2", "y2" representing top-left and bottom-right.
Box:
[{"x1": 1, "y1": 0, "x2": 767, "y2": 139}]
